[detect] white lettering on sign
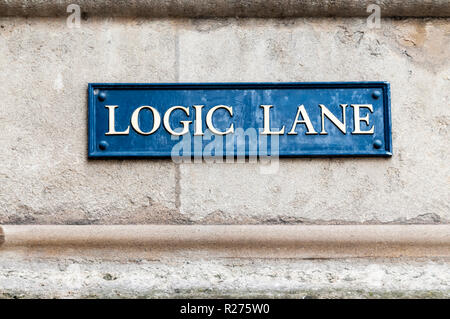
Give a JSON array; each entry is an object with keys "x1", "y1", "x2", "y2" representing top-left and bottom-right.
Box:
[{"x1": 104, "y1": 104, "x2": 375, "y2": 136}]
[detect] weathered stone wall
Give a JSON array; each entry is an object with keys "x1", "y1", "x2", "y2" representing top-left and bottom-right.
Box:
[
  {"x1": 1, "y1": 0, "x2": 450, "y2": 18},
  {"x1": 0, "y1": 1, "x2": 449, "y2": 299},
  {"x1": 1, "y1": 256, "x2": 449, "y2": 299},
  {"x1": 0, "y1": 17, "x2": 448, "y2": 225}
]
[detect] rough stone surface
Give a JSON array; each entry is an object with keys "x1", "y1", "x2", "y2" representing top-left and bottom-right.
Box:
[
  {"x1": 1, "y1": 0, "x2": 449, "y2": 18},
  {"x1": 0, "y1": 18, "x2": 180, "y2": 224},
  {"x1": 2, "y1": 17, "x2": 448, "y2": 224},
  {"x1": 0, "y1": 255, "x2": 448, "y2": 298},
  {"x1": 0, "y1": 15, "x2": 449, "y2": 300}
]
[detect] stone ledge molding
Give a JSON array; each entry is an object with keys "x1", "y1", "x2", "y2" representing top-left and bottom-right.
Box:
[{"x1": 1, "y1": 225, "x2": 449, "y2": 259}]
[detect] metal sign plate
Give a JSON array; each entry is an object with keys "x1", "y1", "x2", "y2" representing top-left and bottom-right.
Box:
[{"x1": 88, "y1": 82, "x2": 392, "y2": 158}]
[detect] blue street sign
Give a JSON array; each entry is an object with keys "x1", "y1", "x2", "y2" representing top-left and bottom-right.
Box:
[{"x1": 88, "y1": 82, "x2": 392, "y2": 158}]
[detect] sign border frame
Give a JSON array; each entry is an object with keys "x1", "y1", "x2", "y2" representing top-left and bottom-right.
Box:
[{"x1": 88, "y1": 82, "x2": 392, "y2": 158}]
